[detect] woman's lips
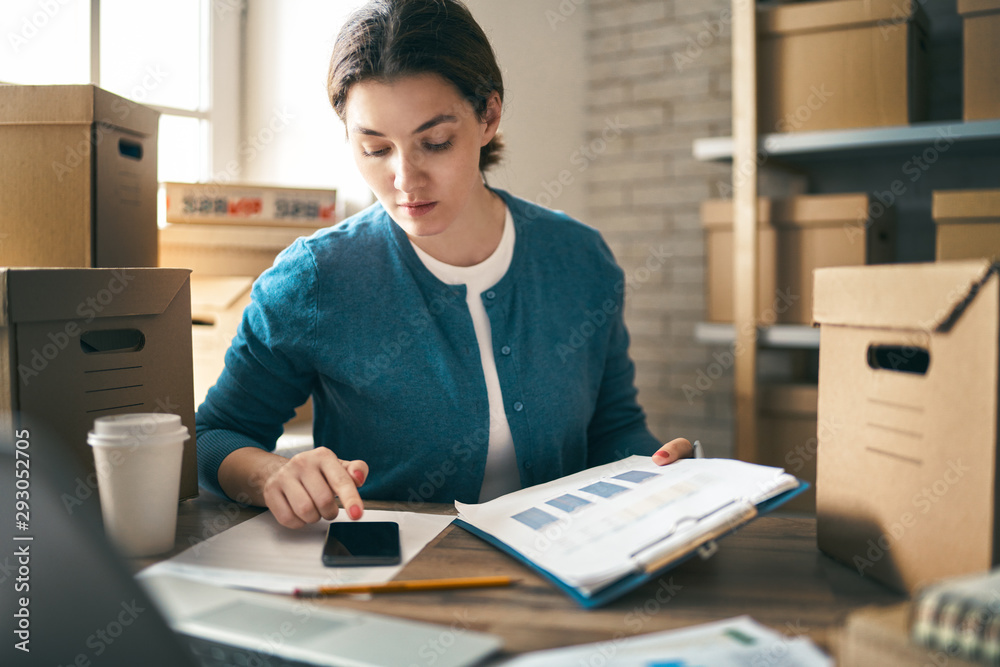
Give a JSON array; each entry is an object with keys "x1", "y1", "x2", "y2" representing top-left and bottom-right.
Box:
[{"x1": 398, "y1": 201, "x2": 437, "y2": 217}]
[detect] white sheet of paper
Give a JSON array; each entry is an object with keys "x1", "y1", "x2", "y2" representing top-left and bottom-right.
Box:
[
  {"x1": 139, "y1": 510, "x2": 454, "y2": 594},
  {"x1": 496, "y1": 616, "x2": 832, "y2": 667}
]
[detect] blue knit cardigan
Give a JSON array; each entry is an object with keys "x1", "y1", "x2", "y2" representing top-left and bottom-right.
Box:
[{"x1": 195, "y1": 188, "x2": 659, "y2": 504}]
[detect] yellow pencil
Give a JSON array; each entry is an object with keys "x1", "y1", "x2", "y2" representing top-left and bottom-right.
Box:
[{"x1": 294, "y1": 575, "x2": 517, "y2": 597}]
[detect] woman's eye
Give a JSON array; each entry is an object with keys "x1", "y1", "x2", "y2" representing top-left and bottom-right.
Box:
[
  {"x1": 361, "y1": 146, "x2": 389, "y2": 157},
  {"x1": 424, "y1": 140, "x2": 453, "y2": 152}
]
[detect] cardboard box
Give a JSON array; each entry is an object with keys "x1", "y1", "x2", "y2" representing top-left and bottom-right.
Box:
[
  {"x1": 159, "y1": 223, "x2": 313, "y2": 277},
  {"x1": 0, "y1": 268, "x2": 197, "y2": 499},
  {"x1": 700, "y1": 194, "x2": 893, "y2": 324},
  {"x1": 190, "y1": 275, "x2": 312, "y2": 426},
  {"x1": 164, "y1": 182, "x2": 337, "y2": 228},
  {"x1": 837, "y1": 604, "x2": 980, "y2": 666},
  {"x1": 0, "y1": 84, "x2": 159, "y2": 267},
  {"x1": 958, "y1": 0, "x2": 1000, "y2": 121},
  {"x1": 813, "y1": 260, "x2": 1000, "y2": 593},
  {"x1": 757, "y1": 0, "x2": 929, "y2": 132},
  {"x1": 933, "y1": 189, "x2": 1000, "y2": 262},
  {"x1": 758, "y1": 383, "x2": 817, "y2": 513}
]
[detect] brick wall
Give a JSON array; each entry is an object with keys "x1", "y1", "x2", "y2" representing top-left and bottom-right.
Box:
[{"x1": 584, "y1": 0, "x2": 736, "y2": 457}]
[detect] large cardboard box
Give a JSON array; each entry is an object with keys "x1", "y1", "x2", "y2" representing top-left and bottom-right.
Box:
[
  {"x1": 164, "y1": 182, "x2": 337, "y2": 228},
  {"x1": 813, "y1": 260, "x2": 1000, "y2": 593},
  {"x1": 757, "y1": 0, "x2": 929, "y2": 133},
  {"x1": 0, "y1": 268, "x2": 198, "y2": 499},
  {"x1": 159, "y1": 223, "x2": 313, "y2": 277},
  {"x1": 700, "y1": 194, "x2": 893, "y2": 324},
  {"x1": 933, "y1": 189, "x2": 1000, "y2": 261},
  {"x1": 0, "y1": 84, "x2": 160, "y2": 267},
  {"x1": 190, "y1": 275, "x2": 311, "y2": 426},
  {"x1": 958, "y1": 0, "x2": 1000, "y2": 121},
  {"x1": 758, "y1": 383, "x2": 818, "y2": 513}
]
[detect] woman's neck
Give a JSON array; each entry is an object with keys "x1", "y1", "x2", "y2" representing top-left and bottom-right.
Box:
[{"x1": 408, "y1": 186, "x2": 506, "y2": 267}]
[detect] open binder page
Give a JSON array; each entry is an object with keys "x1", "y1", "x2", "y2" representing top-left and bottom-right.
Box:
[{"x1": 456, "y1": 456, "x2": 799, "y2": 596}]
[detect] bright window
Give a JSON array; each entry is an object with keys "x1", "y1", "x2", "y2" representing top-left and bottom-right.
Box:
[{"x1": 0, "y1": 0, "x2": 227, "y2": 184}]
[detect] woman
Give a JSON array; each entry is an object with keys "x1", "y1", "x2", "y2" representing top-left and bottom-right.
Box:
[{"x1": 196, "y1": 0, "x2": 693, "y2": 529}]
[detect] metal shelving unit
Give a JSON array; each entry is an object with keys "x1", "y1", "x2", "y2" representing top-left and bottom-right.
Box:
[
  {"x1": 696, "y1": 3, "x2": 999, "y2": 463},
  {"x1": 693, "y1": 119, "x2": 1000, "y2": 163}
]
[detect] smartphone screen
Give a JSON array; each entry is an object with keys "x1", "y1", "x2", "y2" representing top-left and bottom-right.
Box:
[{"x1": 322, "y1": 521, "x2": 401, "y2": 567}]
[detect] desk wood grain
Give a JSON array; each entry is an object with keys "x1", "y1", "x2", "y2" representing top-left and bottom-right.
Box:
[{"x1": 138, "y1": 494, "x2": 905, "y2": 661}]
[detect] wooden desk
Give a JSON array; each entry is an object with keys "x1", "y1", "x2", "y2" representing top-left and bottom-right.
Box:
[{"x1": 138, "y1": 493, "x2": 905, "y2": 662}]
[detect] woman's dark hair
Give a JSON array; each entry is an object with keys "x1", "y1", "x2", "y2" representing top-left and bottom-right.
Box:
[{"x1": 327, "y1": 0, "x2": 505, "y2": 171}]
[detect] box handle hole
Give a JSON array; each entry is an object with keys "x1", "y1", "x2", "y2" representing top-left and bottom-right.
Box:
[
  {"x1": 867, "y1": 345, "x2": 929, "y2": 375},
  {"x1": 80, "y1": 329, "x2": 145, "y2": 354},
  {"x1": 118, "y1": 138, "x2": 143, "y2": 160}
]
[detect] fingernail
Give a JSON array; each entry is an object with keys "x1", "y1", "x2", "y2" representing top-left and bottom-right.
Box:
[
  {"x1": 654, "y1": 451, "x2": 670, "y2": 460},
  {"x1": 353, "y1": 469, "x2": 365, "y2": 485},
  {"x1": 349, "y1": 505, "x2": 363, "y2": 520}
]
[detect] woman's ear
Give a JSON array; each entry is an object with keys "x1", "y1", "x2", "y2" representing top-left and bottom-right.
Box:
[{"x1": 481, "y1": 92, "x2": 502, "y2": 146}]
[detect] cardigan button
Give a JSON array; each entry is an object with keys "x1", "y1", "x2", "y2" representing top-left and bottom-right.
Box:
[
  {"x1": 485, "y1": 290, "x2": 496, "y2": 300},
  {"x1": 513, "y1": 401, "x2": 524, "y2": 412},
  {"x1": 501, "y1": 345, "x2": 511, "y2": 355}
]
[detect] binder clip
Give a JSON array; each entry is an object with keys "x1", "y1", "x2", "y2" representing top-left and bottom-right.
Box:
[{"x1": 697, "y1": 540, "x2": 719, "y2": 560}]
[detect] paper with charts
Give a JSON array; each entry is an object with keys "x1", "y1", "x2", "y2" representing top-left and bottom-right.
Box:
[{"x1": 456, "y1": 456, "x2": 799, "y2": 596}]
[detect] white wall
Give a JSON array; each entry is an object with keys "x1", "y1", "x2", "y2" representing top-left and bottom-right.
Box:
[{"x1": 239, "y1": 0, "x2": 587, "y2": 220}]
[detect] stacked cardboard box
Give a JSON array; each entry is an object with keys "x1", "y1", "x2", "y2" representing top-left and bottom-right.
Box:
[
  {"x1": 933, "y1": 189, "x2": 1000, "y2": 262},
  {"x1": 0, "y1": 84, "x2": 159, "y2": 267},
  {"x1": 958, "y1": 0, "x2": 1000, "y2": 121},
  {"x1": 757, "y1": 0, "x2": 929, "y2": 133},
  {"x1": 757, "y1": 383, "x2": 818, "y2": 513},
  {"x1": 0, "y1": 268, "x2": 198, "y2": 499},
  {"x1": 160, "y1": 182, "x2": 336, "y2": 425},
  {"x1": 700, "y1": 193, "x2": 893, "y2": 325}
]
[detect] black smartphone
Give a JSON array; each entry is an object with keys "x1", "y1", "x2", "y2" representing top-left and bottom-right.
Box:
[{"x1": 322, "y1": 521, "x2": 401, "y2": 567}]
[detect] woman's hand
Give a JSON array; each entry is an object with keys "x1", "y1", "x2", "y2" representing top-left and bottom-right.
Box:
[
  {"x1": 262, "y1": 448, "x2": 369, "y2": 529},
  {"x1": 652, "y1": 438, "x2": 694, "y2": 465}
]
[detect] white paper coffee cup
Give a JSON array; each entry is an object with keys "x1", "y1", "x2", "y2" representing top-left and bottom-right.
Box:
[{"x1": 88, "y1": 413, "x2": 190, "y2": 557}]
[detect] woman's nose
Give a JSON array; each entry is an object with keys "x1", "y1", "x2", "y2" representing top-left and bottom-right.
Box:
[{"x1": 393, "y1": 151, "x2": 427, "y2": 192}]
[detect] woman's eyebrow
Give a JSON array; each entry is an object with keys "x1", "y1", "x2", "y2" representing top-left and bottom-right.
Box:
[{"x1": 352, "y1": 114, "x2": 459, "y2": 137}]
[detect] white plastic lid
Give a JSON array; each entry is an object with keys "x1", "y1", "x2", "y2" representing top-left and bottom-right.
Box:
[{"x1": 88, "y1": 413, "x2": 190, "y2": 448}]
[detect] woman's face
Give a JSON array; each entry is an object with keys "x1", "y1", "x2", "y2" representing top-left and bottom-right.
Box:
[{"x1": 343, "y1": 73, "x2": 500, "y2": 239}]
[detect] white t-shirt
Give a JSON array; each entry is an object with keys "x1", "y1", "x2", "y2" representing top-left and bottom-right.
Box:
[{"x1": 409, "y1": 207, "x2": 520, "y2": 502}]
